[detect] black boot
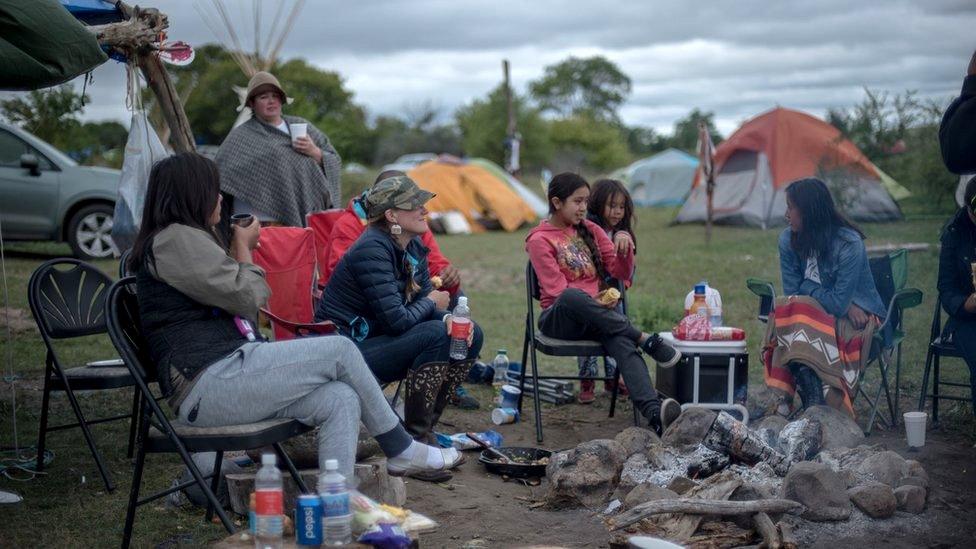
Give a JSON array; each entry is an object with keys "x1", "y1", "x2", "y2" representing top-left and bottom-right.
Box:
[{"x1": 789, "y1": 363, "x2": 825, "y2": 410}]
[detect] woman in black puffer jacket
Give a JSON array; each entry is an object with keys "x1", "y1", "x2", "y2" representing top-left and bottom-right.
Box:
[{"x1": 316, "y1": 175, "x2": 484, "y2": 479}]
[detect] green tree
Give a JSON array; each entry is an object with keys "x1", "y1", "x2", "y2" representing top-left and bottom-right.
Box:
[
  {"x1": 625, "y1": 125, "x2": 667, "y2": 157},
  {"x1": 826, "y1": 89, "x2": 921, "y2": 159},
  {"x1": 369, "y1": 102, "x2": 463, "y2": 165},
  {"x1": 154, "y1": 44, "x2": 243, "y2": 145},
  {"x1": 0, "y1": 84, "x2": 87, "y2": 149},
  {"x1": 455, "y1": 84, "x2": 551, "y2": 168},
  {"x1": 529, "y1": 56, "x2": 631, "y2": 122},
  {"x1": 156, "y1": 45, "x2": 373, "y2": 162},
  {"x1": 275, "y1": 58, "x2": 372, "y2": 163},
  {"x1": 548, "y1": 114, "x2": 631, "y2": 172},
  {"x1": 666, "y1": 108, "x2": 722, "y2": 154},
  {"x1": 828, "y1": 89, "x2": 956, "y2": 212}
]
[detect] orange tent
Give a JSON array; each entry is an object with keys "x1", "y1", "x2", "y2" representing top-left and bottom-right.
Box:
[
  {"x1": 407, "y1": 161, "x2": 537, "y2": 232},
  {"x1": 676, "y1": 107, "x2": 901, "y2": 227}
]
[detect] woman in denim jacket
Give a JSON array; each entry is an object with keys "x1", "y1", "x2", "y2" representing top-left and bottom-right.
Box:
[{"x1": 777, "y1": 178, "x2": 886, "y2": 408}]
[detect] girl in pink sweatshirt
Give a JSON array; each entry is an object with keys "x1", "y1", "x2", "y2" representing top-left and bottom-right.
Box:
[{"x1": 525, "y1": 173, "x2": 682, "y2": 434}]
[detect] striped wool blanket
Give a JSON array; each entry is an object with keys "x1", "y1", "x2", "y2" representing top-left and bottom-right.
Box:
[{"x1": 762, "y1": 296, "x2": 877, "y2": 417}]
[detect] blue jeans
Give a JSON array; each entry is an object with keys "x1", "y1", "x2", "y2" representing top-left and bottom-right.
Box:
[{"x1": 356, "y1": 317, "x2": 485, "y2": 383}]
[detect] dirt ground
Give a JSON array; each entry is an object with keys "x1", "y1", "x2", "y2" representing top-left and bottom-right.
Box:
[{"x1": 405, "y1": 395, "x2": 976, "y2": 548}]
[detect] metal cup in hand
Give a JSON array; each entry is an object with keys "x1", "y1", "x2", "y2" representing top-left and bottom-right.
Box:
[{"x1": 230, "y1": 213, "x2": 255, "y2": 227}]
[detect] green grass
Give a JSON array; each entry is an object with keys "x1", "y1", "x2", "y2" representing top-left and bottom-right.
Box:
[{"x1": 1, "y1": 208, "x2": 974, "y2": 546}]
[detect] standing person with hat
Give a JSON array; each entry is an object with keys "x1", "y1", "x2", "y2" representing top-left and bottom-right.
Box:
[
  {"x1": 315, "y1": 175, "x2": 484, "y2": 482},
  {"x1": 215, "y1": 71, "x2": 342, "y2": 227}
]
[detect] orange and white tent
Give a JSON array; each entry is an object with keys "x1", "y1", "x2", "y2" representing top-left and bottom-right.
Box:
[
  {"x1": 407, "y1": 159, "x2": 537, "y2": 232},
  {"x1": 675, "y1": 108, "x2": 902, "y2": 228}
]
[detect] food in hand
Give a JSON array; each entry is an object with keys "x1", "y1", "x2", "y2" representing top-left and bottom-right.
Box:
[
  {"x1": 431, "y1": 276, "x2": 443, "y2": 289},
  {"x1": 596, "y1": 287, "x2": 620, "y2": 306}
]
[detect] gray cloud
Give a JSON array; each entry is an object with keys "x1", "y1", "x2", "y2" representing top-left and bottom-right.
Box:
[{"x1": 2, "y1": 0, "x2": 972, "y2": 137}]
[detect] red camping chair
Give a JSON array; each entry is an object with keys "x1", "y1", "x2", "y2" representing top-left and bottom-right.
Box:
[
  {"x1": 252, "y1": 226, "x2": 336, "y2": 340},
  {"x1": 307, "y1": 209, "x2": 345, "y2": 288}
]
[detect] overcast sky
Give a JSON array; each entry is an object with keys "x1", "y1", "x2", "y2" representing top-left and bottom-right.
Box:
[{"x1": 8, "y1": 0, "x2": 976, "y2": 136}]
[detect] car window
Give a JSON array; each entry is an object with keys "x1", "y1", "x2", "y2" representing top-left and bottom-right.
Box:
[{"x1": 0, "y1": 130, "x2": 54, "y2": 170}]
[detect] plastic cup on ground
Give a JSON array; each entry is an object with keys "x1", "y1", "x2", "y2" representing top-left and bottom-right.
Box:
[
  {"x1": 491, "y1": 407, "x2": 519, "y2": 425},
  {"x1": 499, "y1": 385, "x2": 521, "y2": 408},
  {"x1": 290, "y1": 123, "x2": 308, "y2": 144},
  {"x1": 903, "y1": 411, "x2": 927, "y2": 448}
]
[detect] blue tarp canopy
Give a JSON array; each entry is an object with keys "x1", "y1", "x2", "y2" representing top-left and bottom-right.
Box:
[{"x1": 60, "y1": 0, "x2": 123, "y2": 25}]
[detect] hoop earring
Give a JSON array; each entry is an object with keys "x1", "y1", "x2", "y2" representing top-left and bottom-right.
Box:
[{"x1": 391, "y1": 224, "x2": 402, "y2": 235}]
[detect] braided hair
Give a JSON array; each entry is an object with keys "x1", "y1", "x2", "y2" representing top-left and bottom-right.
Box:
[{"x1": 547, "y1": 172, "x2": 611, "y2": 285}]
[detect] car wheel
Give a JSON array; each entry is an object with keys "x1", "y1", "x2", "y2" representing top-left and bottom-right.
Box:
[{"x1": 67, "y1": 203, "x2": 117, "y2": 260}]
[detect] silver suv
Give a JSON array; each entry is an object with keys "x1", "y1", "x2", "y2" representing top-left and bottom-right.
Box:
[{"x1": 0, "y1": 122, "x2": 120, "y2": 259}]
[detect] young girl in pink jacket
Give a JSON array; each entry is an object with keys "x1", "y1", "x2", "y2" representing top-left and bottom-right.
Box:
[{"x1": 525, "y1": 172, "x2": 681, "y2": 434}]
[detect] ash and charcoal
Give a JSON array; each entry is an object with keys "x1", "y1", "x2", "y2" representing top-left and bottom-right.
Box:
[{"x1": 548, "y1": 405, "x2": 930, "y2": 534}]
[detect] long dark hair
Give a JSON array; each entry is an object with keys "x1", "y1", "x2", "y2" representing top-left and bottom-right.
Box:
[
  {"x1": 588, "y1": 178, "x2": 636, "y2": 246},
  {"x1": 547, "y1": 172, "x2": 610, "y2": 284},
  {"x1": 785, "y1": 177, "x2": 864, "y2": 260},
  {"x1": 128, "y1": 153, "x2": 223, "y2": 273}
]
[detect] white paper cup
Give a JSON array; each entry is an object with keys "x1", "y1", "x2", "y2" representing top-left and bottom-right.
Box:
[
  {"x1": 290, "y1": 122, "x2": 308, "y2": 143},
  {"x1": 903, "y1": 411, "x2": 927, "y2": 448},
  {"x1": 500, "y1": 384, "x2": 521, "y2": 408},
  {"x1": 491, "y1": 407, "x2": 519, "y2": 425}
]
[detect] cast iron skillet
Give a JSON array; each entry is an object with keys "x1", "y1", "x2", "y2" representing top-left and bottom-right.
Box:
[{"x1": 478, "y1": 447, "x2": 552, "y2": 478}]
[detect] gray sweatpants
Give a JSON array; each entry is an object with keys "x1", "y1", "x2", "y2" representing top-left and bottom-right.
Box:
[{"x1": 177, "y1": 336, "x2": 400, "y2": 479}]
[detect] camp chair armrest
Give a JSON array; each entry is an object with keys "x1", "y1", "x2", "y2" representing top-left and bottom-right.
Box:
[
  {"x1": 261, "y1": 308, "x2": 338, "y2": 338},
  {"x1": 878, "y1": 287, "x2": 923, "y2": 333},
  {"x1": 746, "y1": 278, "x2": 776, "y2": 299}
]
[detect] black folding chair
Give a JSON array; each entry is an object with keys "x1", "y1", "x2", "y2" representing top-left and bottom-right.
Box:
[
  {"x1": 105, "y1": 278, "x2": 312, "y2": 548},
  {"x1": 746, "y1": 249, "x2": 922, "y2": 434},
  {"x1": 117, "y1": 248, "x2": 131, "y2": 278},
  {"x1": 518, "y1": 262, "x2": 638, "y2": 443},
  {"x1": 28, "y1": 258, "x2": 139, "y2": 492},
  {"x1": 917, "y1": 296, "x2": 973, "y2": 424}
]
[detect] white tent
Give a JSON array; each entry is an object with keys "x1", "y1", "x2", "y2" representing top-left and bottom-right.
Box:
[{"x1": 617, "y1": 149, "x2": 698, "y2": 207}]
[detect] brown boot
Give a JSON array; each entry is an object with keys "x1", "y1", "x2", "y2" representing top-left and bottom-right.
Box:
[
  {"x1": 402, "y1": 362, "x2": 452, "y2": 482},
  {"x1": 426, "y1": 360, "x2": 476, "y2": 447},
  {"x1": 402, "y1": 362, "x2": 449, "y2": 441}
]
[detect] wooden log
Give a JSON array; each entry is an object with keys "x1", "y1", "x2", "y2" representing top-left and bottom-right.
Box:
[
  {"x1": 777, "y1": 521, "x2": 798, "y2": 549},
  {"x1": 753, "y1": 512, "x2": 780, "y2": 549},
  {"x1": 608, "y1": 499, "x2": 804, "y2": 531},
  {"x1": 667, "y1": 474, "x2": 741, "y2": 541},
  {"x1": 686, "y1": 521, "x2": 755, "y2": 549},
  {"x1": 87, "y1": 2, "x2": 196, "y2": 153},
  {"x1": 136, "y1": 51, "x2": 195, "y2": 153}
]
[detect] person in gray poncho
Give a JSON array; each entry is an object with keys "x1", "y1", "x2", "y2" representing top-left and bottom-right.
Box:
[{"x1": 216, "y1": 71, "x2": 342, "y2": 227}]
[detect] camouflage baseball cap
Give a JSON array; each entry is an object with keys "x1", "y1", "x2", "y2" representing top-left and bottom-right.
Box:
[{"x1": 365, "y1": 175, "x2": 435, "y2": 218}]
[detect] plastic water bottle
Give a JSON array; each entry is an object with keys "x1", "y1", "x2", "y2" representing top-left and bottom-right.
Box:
[
  {"x1": 318, "y1": 459, "x2": 351, "y2": 546},
  {"x1": 449, "y1": 296, "x2": 472, "y2": 360},
  {"x1": 254, "y1": 454, "x2": 283, "y2": 549},
  {"x1": 492, "y1": 350, "x2": 510, "y2": 405}
]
